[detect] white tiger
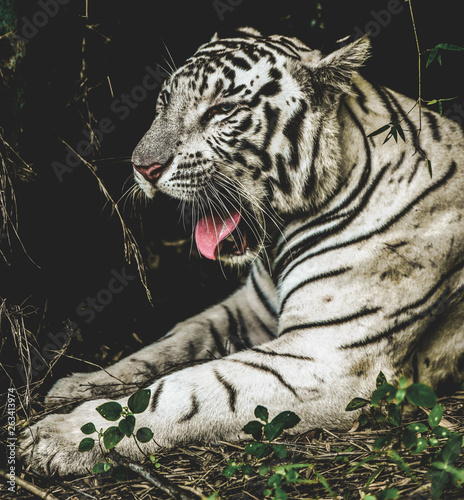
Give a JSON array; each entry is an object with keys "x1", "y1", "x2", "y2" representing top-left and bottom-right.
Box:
[{"x1": 21, "y1": 28, "x2": 464, "y2": 475}]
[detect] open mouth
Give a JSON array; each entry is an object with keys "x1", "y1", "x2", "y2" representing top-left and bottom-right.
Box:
[{"x1": 194, "y1": 209, "x2": 257, "y2": 261}]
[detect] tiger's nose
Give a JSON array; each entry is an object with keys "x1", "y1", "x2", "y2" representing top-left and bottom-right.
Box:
[{"x1": 133, "y1": 158, "x2": 173, "y2": 183}]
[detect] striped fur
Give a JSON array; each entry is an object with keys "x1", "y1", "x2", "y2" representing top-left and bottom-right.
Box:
[{"x1": 21, "y1": 29, "x2": 464, "y2": 475}]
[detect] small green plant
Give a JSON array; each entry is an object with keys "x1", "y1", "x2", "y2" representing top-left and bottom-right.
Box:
[
  {"x1": 346, "y1": 373, "x2": 464, "y2": 499},
  {"x1": 222, "y1": 405, "x2": 333, "y2": 500},
  {"x1": 78, "y1": 388, "x2": 154, "y2": 478}
]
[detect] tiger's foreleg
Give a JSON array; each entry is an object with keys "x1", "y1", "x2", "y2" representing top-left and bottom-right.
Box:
[{"x1": 46, "y1": 263, "x2": 278, "y2": 402}]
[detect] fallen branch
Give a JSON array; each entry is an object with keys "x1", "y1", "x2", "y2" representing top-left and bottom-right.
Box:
[{"x1": 108, "y1": 450, "x2": 203, "y2": 500}]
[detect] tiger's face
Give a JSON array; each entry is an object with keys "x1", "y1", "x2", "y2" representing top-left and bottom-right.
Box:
[{"x1": 132, "y1": 29, "x2": 369, "y2": 264}]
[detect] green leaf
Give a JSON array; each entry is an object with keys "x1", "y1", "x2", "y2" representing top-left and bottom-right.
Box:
[
  {"x1": 272, "y1": 444, "x2": 287, "y2": 458},
  {"x1": 103, "y1": 426, "x2": 124, "y2": 449},
  {"x1": 407, "y1": 422, "x2": 428, "y2": 433},
  {"x1": 406, "y1": 383, "x2": 437, "y2": 408},
  {"x1": 376, "y1": 371, "x2": 387, "y2": 387},
  {"x1": 431, "y1": 469, "x2": 449, "y2": 500},
  {"x1": 429, "y1": 404, "x2": 444, "y2": 429},
  {"x1": 367, "y1": 124, "x2": 390, "y2": 138},
  {"x1": 402, "y1": 429, "x2": 418, "y2": 449},
  {"x1": 371, "y1": 383, "x2": 397, "y2": 406},
  {"x1": 118, "y1": 414, "x2": 136, "y2": 437},
  {"x1": 345, "y1": 397, "x2": 370, "y2": 411},
  {"x1": 439, "y1": 433, "x2": 462, "y2": 464},
  {"x1": 271, "y1": 411, "x2": 301, "y2": 430},
  {"x1": 387, "y1": 404, "x2": 401, "y2": 426},
  {"x1": 264, "y1": 411, "x2": 300, "y2": 441},
  {"x1": 254, "y1": 405, "x2": 269, "y2": 423},
  {"x1": 388, "y1": 450, "x2": 417, "y2": 481},
  {"x1": 259, "y1": 463, "x2": 270, "y2": 476},
  {"x1": 245, "y1": 441, "x2": 270, "y2": 459},
  {"x1": 136, "y1": 427, "x2": 154, "y2": 443},
  {"x1": 242, "y1": 420, "x2": 263, "y2": 440},
  {"x1": 92, "y1": 462, "x2": 111, "y2": 474},
  {"x1": 222, "y1": 465, "x2": 238, "y2": 477},
  {"x1": 411, "y1": 437, "x2": 428, "y2": 455},
  {"x1": 268, "y1": 473, "x2": 283, "y2": 487},
  {"x1": 426, "y1": 159, "x2": 433, "y2": 178},
  {"x1": 314, "y1": 470, "x2": 336, "y2": 499},
  {"x1": 78, "y1": 437, "x2": 95, "y2": 452},
  {"x1": 374, "y1": 434, "x2": 393, "y2": 451},
  {"x1": 426, "y1": 46, "x2": 440, "y2": 68},
  {"x1": 378, "y1": 489, "x2": 399, "y2": 500},
  {"x1": 437, "y1": 43, "x2": 464, "y2": 52},
  {"x1": 274, "y1": 486, "x2": 288, "y2": 500},
  {"x1": 346, "y1": 453, "x2": 380, "y2": 475},
  {"x1": 398, "y1": 376, "x2": 407, "y2": 389},
  {"x1": 96, "y1": 401, "x2": 123, "y2": 421},
  {"x1": 286, "y1": 468, "x2": 299, "y2": 482},
  {"x1": 433, "y1": 426, "x2": 451, "y2": 439},
  {"x1": 396, "y1": 388, "x2": 406, "y2": 405},
  {"x1": 128, "y1": 389, "x2": 151, "y2": 414},
  {"x1": 81, "y1": 422, "x2": 96, "y2": 435},
  {"x1": 429, "y1": 438, "x2": 440, "y2": 447},
  {"x1": 241, "y1": 464, "x2": 253, "y2": 476}
]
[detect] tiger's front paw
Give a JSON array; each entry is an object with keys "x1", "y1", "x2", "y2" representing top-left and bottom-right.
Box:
[{"x1": 19, "y1": 410, "x2": 104, "y2": 475}]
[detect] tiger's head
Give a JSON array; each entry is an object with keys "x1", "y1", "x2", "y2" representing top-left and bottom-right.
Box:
[{"x1": 132, "y1": 28, "x2": 370, "y2": 265}]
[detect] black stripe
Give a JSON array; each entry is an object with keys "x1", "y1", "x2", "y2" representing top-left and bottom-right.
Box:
[
  {"x1": 253, "y1": 313, "x2": 277, "y2": 339},
  {"x1": 276, "y1": 159, "x2": 391, "y2": 279},
  {"x1": 341, "y1": 286, "x2": 459, "y2": 350},
  {"x1": 262, "y1": 102, "x2": 280, "y2": 150},
  {"x1": 236, "y1": 309, "x2": 253, "y2": 348},
  {"x1": 250, "y1": 268, "x2": 278, "y2": 318},
  {"x1": 227, "y1": 359, "x2": 302, "y2": 399},
  {"x1": 224, "y1": 84, "x2": 246, "y2": 97},
  {"x1": 275, "y1": 153, "x2": 291, "y2": 195},
  {"x1": 281, "y1": 161, "x2": 457, "y2": 281},
  {"x1": 222, "y1": 304, "x2": 247, "y2": 352},
  {"x1": 178, "y1": 393, "x2": 200, "y2": 422},
  {"x1": 229, "y1": 56, "x2": 252, "y2": 71},
  {"x1": 303, "y1": 120, "x2": 322, "y2": 198},
  {"x1": 280, "y1": 267, "x2": 352, "y2": 315},
  {"x1": 351, "y1": 81, "x2": 369, "y2": 114},
  {"x1": 391, "y1": 256, "x2": 464, "y2": 318},
  {"x1": 424, "y1": 110, "x2": 441, "y2": 142},
  {"x1": 213, "y1": 369, "x2": 237, "y2": 412},
  {"x1": 280, "y1": 307, "x2": 381, "y2": 336},
  {"x1": 251, "y1": 347, "x2": 314, "y2": 361},
  {"x1": 408, "y1": 157, "x2": 423, "y2": 184},
  {"x1": 151, "y1": 380, "x2": 165, "y2": 411},
  {"x1": 283, "y1": 100, "x2": 308, "y2": 170},
  {"x1": 275, "y1": 102, "x2": 372, "y2": 260},
  {"x1": 259, "y1": 79, "x2": 281, "y2": 97},
  {"x1": 209, "y1": 320, "x2": 228, "y2": 357}
]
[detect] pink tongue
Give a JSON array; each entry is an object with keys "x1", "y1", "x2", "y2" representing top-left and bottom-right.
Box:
[{"x1": 195, "y1": 211, "x2": 241, "y2": 260}]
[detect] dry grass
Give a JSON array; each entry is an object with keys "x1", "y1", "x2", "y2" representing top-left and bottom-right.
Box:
[{"x1": 1, "y1": 390, "x2": 463, "y2": 500}]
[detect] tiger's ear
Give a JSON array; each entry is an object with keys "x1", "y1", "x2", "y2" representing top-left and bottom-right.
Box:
[{"x1": 309, "y1": 36, "x2": 371, "y2": 102}]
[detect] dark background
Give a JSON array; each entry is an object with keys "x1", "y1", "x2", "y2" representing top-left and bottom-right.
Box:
[{"x1": 1, "y1": 0, "x2": 463, "y2": 393}]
